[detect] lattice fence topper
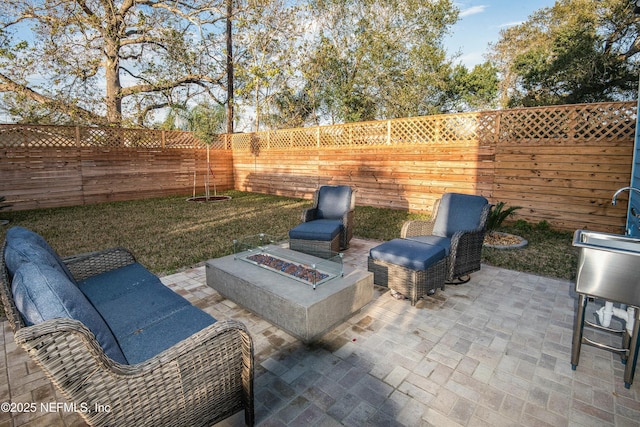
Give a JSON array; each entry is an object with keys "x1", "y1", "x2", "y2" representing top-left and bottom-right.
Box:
[
  {"x1": 0, "y1": 124, "x2": 206, "y2": 149},
  {"x1": 1, "y1": 101, "x2": 635, "y2": 150},
  {"x1": 229, "y1": 101, "x2": 635, "y2": 150},
  {"x1": 0, "y1": 124, "x2": 78, "y2": 147},
  {"x1": 498, "y1": 102, "x2": 636, "y2": 143}
]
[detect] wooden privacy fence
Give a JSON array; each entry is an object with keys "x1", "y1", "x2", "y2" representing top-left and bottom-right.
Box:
[
  {"x1": 0, "y1": 101, "x2": 636, "y2": 233},
  {"x1": 230, "y1": 101, "x2": 636, "y2": 233},
  {"x1": 0, "y1": 126, "x2": 233, "y2": 210}
]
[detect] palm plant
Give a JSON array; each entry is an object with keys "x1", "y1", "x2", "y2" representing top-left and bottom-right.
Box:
[{"x1": 487, "y1": 201, "x2": 521, "y2": 233}]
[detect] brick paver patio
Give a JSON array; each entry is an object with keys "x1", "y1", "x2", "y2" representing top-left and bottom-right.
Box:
[{"x1": 1, "y1": 238, "x2": 639, "y2": 426}]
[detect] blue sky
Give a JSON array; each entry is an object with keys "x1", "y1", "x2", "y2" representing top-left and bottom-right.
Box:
[{"x1": 447, "y1": 1, "x2": 557, "y2": 68}]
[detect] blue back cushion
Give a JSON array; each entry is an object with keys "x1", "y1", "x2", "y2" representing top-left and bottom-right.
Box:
[
  {"x1": 316, "y1": 186, "x2": 352, "y2": 220},
  {"x1": 12, "y1": 263, "x2": 127, "y2": 364},
  {"x1": 5, "y1": 227, "x2": 76, "y2": 285},
  {"x1": 432, "y1": 193, "x2": 488, "y2": 238}
]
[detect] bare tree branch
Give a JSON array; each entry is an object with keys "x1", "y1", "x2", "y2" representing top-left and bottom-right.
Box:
[
  {"x1": 0, "y1": 72, "x2": 109, "y2": 125},
  {"x1": 120, "y1": 74, "x2": 226, "y2": 97}
]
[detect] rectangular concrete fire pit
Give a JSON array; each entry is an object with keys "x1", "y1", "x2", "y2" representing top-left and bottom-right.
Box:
[{"x1": 206, "y1": 246, "x2": 373, "y2": 343}]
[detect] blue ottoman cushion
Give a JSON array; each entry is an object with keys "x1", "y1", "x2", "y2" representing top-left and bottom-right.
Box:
[
  {"x1": 289, "y1": 219, "x2": 341, "y2": 241},
  {"x1": 407, "y1": 235, "x2": 452, "y2": 256},
  {"x1": 370, "y1": 239, "x2": 446, "y2": 271}
]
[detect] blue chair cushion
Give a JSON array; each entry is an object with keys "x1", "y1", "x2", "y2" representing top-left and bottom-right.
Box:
[
  {"x1": 407, "y1": 235, "x2": 452, "y2": 256},
  {"x1": 4, "y1": 227, "x2": 76, "y2": 283},
  {"x1": 12, "y1": 263, "x2": 127, "y2": 364},
  {"x1": 432, "y1": 193, "x2": 488, "y2": 238},
  {"x1": 78, "y1": 263, "x2": 216, "y2": 364},
  {"x1": 289, "y1": 219, "x2": 342, "y2": 241},
  {"x1": 369, "y1": 239, "x2": 446, "y2": 271},
  {"x1": 316, "y1": 186, "x2": 352, "y2": 220}
]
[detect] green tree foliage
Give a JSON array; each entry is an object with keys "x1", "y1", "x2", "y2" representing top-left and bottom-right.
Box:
[
  {"x1": 159, "y1": 102, "x2": 226, "y2": 140},
  {"x1": 489, "y1": 0, "x2": 640, "y2": 107},
  {"x1": 187, "y1": 103, "x2": 227, "y2": 145},
  {"x1": 233, "y1": 0, "x2": 305, "y2": 131},
  {"x1": 264, "y1": 86, "x2": 317, "y2": 129},
  {"x1": 298, "y1": 0, "x2": 460, "y2": 123},
  {"x1": 445, "y1": 62, "x2": 499, "y2": 112}
]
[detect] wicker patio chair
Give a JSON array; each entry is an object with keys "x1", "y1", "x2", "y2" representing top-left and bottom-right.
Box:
[
  {"x1": 401, "y1": 193, "x2": 492, "y2": 284},
  {"x1": 289, "y1": 185, "x2": 355, "y2": 257},
  {"x1": 0, "y1": 243, "x2": 255, "y2": 427}
]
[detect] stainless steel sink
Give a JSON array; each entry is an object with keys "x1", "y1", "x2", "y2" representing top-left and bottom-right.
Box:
[
  {"x1": 572, "y1": 229, "x2": 640, "y2": 388},
  {"x1": 573, "y1": 230, "x2": 640, "y2": 307}
]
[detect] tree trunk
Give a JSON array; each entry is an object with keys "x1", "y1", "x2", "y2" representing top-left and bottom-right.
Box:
[
  {"x1": 104, "y1": 18, "x2": 122, "y2": 126},
  {"x1": 254, "y1": 83, "x2": 260, "y2": 131},
  {"x1": 226, "y1": 0, "x2": 234, "y2": 136}
]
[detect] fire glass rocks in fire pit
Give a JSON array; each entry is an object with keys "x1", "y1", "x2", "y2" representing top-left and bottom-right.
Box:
[
  {"x1": 232, "y1": 234, "x2": 342, "y2": 289},
  {"x1": 246, "y1": 253, "x2": 330, "y2": 284}
]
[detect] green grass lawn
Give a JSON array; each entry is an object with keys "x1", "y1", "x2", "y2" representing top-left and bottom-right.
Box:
[
  {"x1": 481, "y1": 220, "x2": 577, "y2": 281},
  {"x1": 0, "y1": 190, "x2": 578, "y2": 279}
]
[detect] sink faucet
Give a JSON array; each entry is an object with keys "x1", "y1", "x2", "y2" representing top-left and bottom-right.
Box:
[{"x1": 612, "y1": 186, "x2": 640, "y2": 205}]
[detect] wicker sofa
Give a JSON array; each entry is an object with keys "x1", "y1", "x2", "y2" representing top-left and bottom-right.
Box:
[{"x1": 1, "y1": 226, "x2": 254, "y2": 427}]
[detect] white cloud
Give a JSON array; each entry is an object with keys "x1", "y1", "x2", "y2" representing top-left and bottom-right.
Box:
[
  {"x1": 459, "y1": 5, "x2": 487, "y2": 18},
  {"x1": 499, "y1": 21, "x2": 523, "y2": 29}
]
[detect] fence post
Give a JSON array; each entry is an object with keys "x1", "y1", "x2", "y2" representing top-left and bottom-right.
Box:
[
  {"x1": 316, "y1": 126, "x2": 320, "y2": 147},
  {"x1": 161, "y1": 130, "x2": 166, "y2": 148},
  {"x1": 387, "y1": 120, "x2": 391, "y2": 145},
  {"x1": 75, "y1": 126, "x2": 81, "y2": 147}
]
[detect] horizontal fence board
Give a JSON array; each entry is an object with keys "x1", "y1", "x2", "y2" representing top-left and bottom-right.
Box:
[
  {"x1": 495, "y1": 160, "x2": 631, "y2": 173},
  {"x1": 0, "y1": 145, "x2": 233, "y2": 209}
]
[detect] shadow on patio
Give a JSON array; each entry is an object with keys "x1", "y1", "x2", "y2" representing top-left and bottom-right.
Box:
[{"x1": 1, "y1": 238, "x2": 639, "y2": 426}]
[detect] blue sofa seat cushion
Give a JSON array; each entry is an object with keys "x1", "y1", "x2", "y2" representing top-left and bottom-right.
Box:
[
  {"x1": 316, "y1": 186, "x2": 352, "y2": 220},
  {"x1": 117, "y1": 305, "x2": 216, "y2": 364},
  {"x1": 5, "y1": 227, "x2": 77, "y2": 285},
  {"x1": 369, "y1": 239, "x2": 446, "y2": 271},
  {"x1": 432, "y1": 193, "x2": 488, "y2": 238},
  {"x1": 12, "y1": 263, "x2": 127, "y2": 364},
  {"x1": 407, "y1": 235, "x2": 452, "y2": 256},
  {"x1": 289, "y1": 219, "x2": 342, "y2": 241},
  {"x1": 78, "y1": 263, "x2": 216, "y2": 365}
]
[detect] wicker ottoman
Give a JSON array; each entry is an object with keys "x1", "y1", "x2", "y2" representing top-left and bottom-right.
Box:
[
  {"x1": 289, "y1": 219, "x2": 341, "y2": 258},
  {"x1": 368, "y1": 239, "x2": 447, "y2": 305}
]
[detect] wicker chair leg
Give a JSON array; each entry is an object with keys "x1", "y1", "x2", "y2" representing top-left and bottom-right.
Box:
[{"x1": 446, "y1": 275, "x2": 471, "y2": 285}]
